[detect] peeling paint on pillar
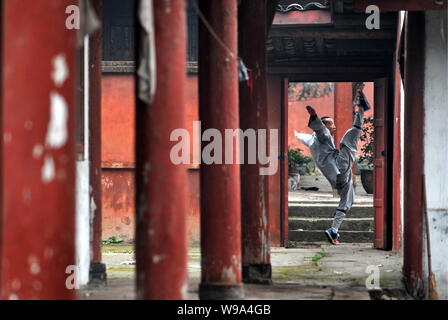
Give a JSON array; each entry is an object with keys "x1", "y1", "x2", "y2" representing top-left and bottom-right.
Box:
[
  {"x1": 51, "y1": 54, "x2": 69, "y2": 87},
  {"x1": 33, "y1": 144, "x2": 44, "y2": 159},
  {"x1": 221, "y1": 266, "x2": 237, "y2": 283},
  {"x1": 46, "y1": 86, "x2": 69, "y2": 148},
  {"x1": 42, "y1": 155, "x2": 56, "y2": 183}
]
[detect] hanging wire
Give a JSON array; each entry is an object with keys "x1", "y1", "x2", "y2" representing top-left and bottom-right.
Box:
[
  {"x1": 191, "y1": 0, "x2": 236, "y2": 59},
  {"x1": 190, "y1": 0, "x2": 250, "y2": 82}
]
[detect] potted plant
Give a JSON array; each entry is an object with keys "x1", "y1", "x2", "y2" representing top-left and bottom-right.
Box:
[
  {"x1": 358, "y1": 116, "x2": 374, "y2": 194},
  {"x1": 288, "y1": 147, "x2": 314, "y2": 190}
]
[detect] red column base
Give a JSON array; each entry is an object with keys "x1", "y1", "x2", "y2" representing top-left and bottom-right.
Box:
[{"x1": 88, "y1": 262, "x2": 107, "y2": 286}]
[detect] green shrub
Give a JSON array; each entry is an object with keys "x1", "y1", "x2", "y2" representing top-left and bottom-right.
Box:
[
  {"x1": 288, "y1": 147, "x2": 315, "y2": 174},
  {"x1": 358, "y1": 116, "x2": 374, "y2": 170},
  {"x1": 102, "y1": 236, "x2": 124, "y2": 245}
]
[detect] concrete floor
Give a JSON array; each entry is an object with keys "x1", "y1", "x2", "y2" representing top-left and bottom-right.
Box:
[
  {"x1": 80, "y1": 175, "x2": 399, "y2": 300},
  {"x1": 80, "y1": 243, "x2": 404, "y2": 300}
]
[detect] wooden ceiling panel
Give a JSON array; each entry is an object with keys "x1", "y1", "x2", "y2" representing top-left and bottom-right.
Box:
[{"x1": 267, "y1": 11, "x2": 398, "y2": 69}]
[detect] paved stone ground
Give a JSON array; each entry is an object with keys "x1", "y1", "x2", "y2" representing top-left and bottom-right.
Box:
[
  {"x1": 80, "y1": 243, "x2": 404, "y2": 300},
  {"x1": 80, "y1": 175, "x2": 393, "y2": 300}
]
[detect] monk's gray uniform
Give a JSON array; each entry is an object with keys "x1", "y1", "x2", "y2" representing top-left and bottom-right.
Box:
[{"x1": 295, "y1": 109, "x2": 364, "y2": 233}]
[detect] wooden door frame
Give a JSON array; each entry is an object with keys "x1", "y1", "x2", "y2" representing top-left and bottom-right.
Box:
[
  {"x1": 280, "y1": 77, "x2": 289, "y2": 247},
  {"x1": 373, "y1": 77, "x2": 393, "y2": 250},
  {"x1": 278, "y1": 74, "x2": 399, "y2": 250}
]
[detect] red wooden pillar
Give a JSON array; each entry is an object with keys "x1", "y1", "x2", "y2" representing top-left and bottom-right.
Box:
[
  {"x1": 334, "y1": 83, "x2": 354, "y2": 148},
  {"x1": 135, "y1": 0, "x2": 188, "y2": 299},
  {"x1": 198, "y1": 0, "x2": 244, "y2": 299},
  {"x1": 0, "y1": 0, "x2": 77, "y2": 299},
  {"x1": 267, "y1": 76, "x2": 282, "y2": 247},
  {"x1": 392, "y1": 68, "x2": 402, "y2": 251},
  {"x1": 403, "y1": 11, "x2": 425, "y2": 297},
  {"x1": 89, "y1": 0, "x2": 106, "y2": 284},
  {"x1": 239, "y1": 0, "x2": 271, "y2": 285},
  {"x1": 280, "y1": 78, "x2": 289, "y2": 247},
  {"x1": 392, "y1": 15, "x2": 403, "y2": 251},
  {"x1": 334, "y1": 82, "x2": 355, "y2": 185},
  {"x1": 373, "y1": 78, "x2": 389, "y2": 249}
]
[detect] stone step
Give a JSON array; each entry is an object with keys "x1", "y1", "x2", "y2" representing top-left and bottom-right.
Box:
[
  {"x1": 289, "y1": 230, "x2": 373, "y2": 243},
  {"x1": 289, "y1": 217, "x2": 373, "y2": 231},
  {"x1": 289, "y1": 204, "x2": 373, "y2": 218}
]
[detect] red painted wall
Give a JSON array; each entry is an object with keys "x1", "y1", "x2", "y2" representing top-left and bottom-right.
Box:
[
  {"x1": 102, "y1": 170, "x2": 135, "y2": 241},
  {"x1": 101, "y1": 74, "x2": 201, "y2": 243},
  {"x1": 184, "y1": 75, "x2": 200, "y2": 244},
  {"x1": 334, "y1": 82, "x2": 354, "y2": 148},
  {"x1": 101, "y1": 75, "x2": 135, "y2": 242},
  {"x1": 102, "y1": 75, "x2": 135, "y2": 167}
]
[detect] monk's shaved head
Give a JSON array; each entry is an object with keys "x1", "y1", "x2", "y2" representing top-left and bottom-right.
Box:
[{"x1": 321, "y1": 116, "x2": 336, "y2": 136}]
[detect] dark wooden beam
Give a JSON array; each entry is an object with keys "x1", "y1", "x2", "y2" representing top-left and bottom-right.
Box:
[
  {"x1": 332, "y1": 0, "x2": 345, "y2": 13},
  {"x1": 268, "y1": 65, "x2": 390, "y2": 73},
  {"x1": 268, "y1": 65, "x2": 391, "y2": 78},
  {"x1": 333, "y1": 12, "x2": 397, "y2": 27},
  {"x1": 269, "y1": 28, "x2": 395, "y2": 39},
  {"x1": 315, "y1": 36, "x2": 325, "y2": 56},
  {"x1": 268, "y1": 56, "x2": 392, "y2": 66},
  {"x1": 354, "y1": 0, "x2": 446, "y2": 12},
  {"x1": 285, "y1": 74, "x2": 390, "y2": 82}
]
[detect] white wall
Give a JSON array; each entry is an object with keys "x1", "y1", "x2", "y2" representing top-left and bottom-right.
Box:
[
  {"x1": 76, "y1": 160, "x2": 91, "y2": 286},
  {"x1": 424, "y1": 10, "x2": 448, "y2": 300},
  {"x1": 75, "y1": 36, "x2": 92, "y2": 287}
]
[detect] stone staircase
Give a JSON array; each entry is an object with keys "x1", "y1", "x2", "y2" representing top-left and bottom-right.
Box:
[
  {"x1": 288, "y1": 203, "x2": 374, "y2": 243},
  {"x1": 288, "y1": 176, "x2": 374, "y2": 243}
]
